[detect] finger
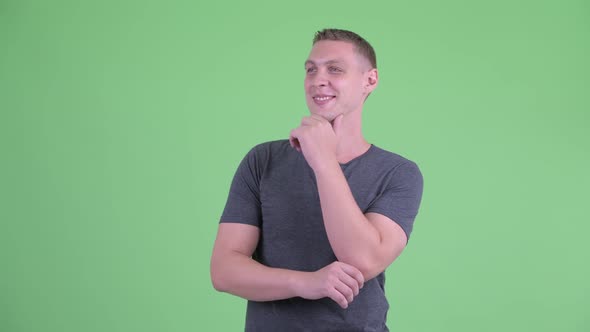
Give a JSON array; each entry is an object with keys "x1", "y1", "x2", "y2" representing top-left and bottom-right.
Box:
[
  {"x1": 333, "y1": 279, "x2": 354, "y2": 304},
  {"x1": 289, "y1": 130, "x2": 301, "y2": 152},
  {"x1": 328, "y1": 286, "x2": 349, "y2": 309},
  {"x1": 340, "y1": 263, "x2": 365, "y2": 289},
  {"x1": 291, "y1": 138, "x2": 301, "y2": 152},
  {"x1": 301, "y1": 116, "x2": 313, "y2": 126},
  {"x1": 338, "y1": 270, "x2": 360, "y2": 296},
  {"x1": 331, "y1": 113, "x2": 344, "y2": 136},
  {"x1": 310, "y1": 114, "x2": 329, "y2": 123},
  {"x1": 302, "y1": 116, "x2": 323, "y2": 126}
]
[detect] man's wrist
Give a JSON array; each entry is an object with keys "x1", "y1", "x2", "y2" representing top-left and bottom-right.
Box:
[
  {"x1": 312, "y1": 158, "x2": 340, "y2": 176},
  {"x1": 287, "y1": 271, "x2": 306, "y2": 298}
]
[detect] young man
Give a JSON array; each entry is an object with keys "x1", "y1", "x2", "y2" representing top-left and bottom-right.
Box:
[{"x1": 210, "y1": 29, "x2": 424, "y2": 331}]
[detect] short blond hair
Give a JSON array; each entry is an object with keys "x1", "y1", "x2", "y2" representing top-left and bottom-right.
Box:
[{"x1": 313, "y1": 29, "x2": 377, "y2": 69}]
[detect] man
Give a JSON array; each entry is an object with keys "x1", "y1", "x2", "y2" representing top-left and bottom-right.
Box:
[{"x1": 210, "y1": 29, "x2": 424, "y2": 331}]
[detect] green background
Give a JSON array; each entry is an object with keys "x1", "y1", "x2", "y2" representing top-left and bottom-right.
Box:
[{"x1": 1, "y1": 0, "x2": 589, "y2": 331}]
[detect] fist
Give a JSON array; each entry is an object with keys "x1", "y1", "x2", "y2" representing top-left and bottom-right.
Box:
[
  {"x1": 289, "y1": 114, "x2": 343, "y2": 172},
  {"x1": 296, "y1": 261, "x2": 364, "y2": 309}
]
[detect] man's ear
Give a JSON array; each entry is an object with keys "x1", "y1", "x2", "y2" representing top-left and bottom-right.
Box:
[{"x1": 365, "y1": 68, "x2": 379, "y2": 93}]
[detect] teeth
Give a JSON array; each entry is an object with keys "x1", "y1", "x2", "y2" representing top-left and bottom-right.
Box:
[{"x1": 314, "y1": 96, "x2": 333, "y2": 101}]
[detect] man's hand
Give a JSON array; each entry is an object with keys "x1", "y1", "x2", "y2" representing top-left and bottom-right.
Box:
[
  {"x1": 294, "y1": 261, "x2": 364, "y2": 309},
  {"x1": 289, "y1": 114, "x2": 344, "y2": 172}
]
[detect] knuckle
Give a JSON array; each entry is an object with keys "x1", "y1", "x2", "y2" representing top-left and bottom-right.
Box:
[
  {"x1": 344, "y1": 288, "x2": 353, "y2": 298},
  {"x1": 342, "y1": 298, "x2": 350, "y2": 305}
]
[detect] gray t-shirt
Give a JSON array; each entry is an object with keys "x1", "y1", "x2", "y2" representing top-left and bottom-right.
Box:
[{"x1": 220, "y1": 139, "x2": 424, "y2": 332}]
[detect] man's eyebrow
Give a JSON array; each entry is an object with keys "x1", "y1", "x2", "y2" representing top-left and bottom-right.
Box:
[{"x1": 304, "y1": 59, "x2": 344, "y2": 67}]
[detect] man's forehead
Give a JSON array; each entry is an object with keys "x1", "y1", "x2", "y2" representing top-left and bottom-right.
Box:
[{"x1": 304, "y1": 58, "x2": 347, "y2": 66}]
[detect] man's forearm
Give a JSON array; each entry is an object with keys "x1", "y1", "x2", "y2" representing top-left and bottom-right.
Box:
[
  {"x1": 211, "y1": 251, "x2": 304, "y2": 301},
  {"x1": 314, "y1": 160, "x2": 382, "y2": 279}
]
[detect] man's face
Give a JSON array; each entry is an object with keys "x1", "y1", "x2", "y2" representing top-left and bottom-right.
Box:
[{"x1": 304, "y1": 40, "x2": 373, "y2": 121}]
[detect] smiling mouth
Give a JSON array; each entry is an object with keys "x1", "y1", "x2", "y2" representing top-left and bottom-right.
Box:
[{"x1": 312, "y1": 95, "x2": 336, "y2": 105}]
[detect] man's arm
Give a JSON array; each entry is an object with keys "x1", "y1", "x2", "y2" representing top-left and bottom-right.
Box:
[
  {"x1": 290, "y1": 115, "x2": 416, "y2": 280},
  {"x1": 210, "y1": 223, "x2": 299, "y2": 300},
  {"x1": 210, "y1": 222, "x2": 365, "y2": 308},
  {"x1": 314, "y1": 163, "x2": 407, "y2": 280}
]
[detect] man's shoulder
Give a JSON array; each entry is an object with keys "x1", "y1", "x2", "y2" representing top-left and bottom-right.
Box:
[
  {"x1": 246, "y1": 139, "x2": 292, "y2": 157},
  {"x1": 370, "y1": 144, "x2": 419, "y2": 169},
  {"x1": 241, "y1": 139, "x2": 297, "y2": 166},
  {"x1": 251, "y1": 139, "x2": 291, "y2": 151}
]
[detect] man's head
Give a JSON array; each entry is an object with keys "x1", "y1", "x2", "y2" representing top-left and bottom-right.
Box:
[{"x1": 304, "y1": 29, "x2": 379, "y2": 121}]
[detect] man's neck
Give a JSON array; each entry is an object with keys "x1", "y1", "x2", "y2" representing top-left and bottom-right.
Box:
[
  {"x1": 336, "y1": 140, "x2": 371, "y2": 164},
  {"x1": 333, "y1": 113, "x2": 371, "y2": 164}
]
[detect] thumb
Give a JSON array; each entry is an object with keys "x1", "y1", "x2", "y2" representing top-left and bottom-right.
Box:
[{"x1": 331, "y1": 114, "x2": 344, "y2": 136}]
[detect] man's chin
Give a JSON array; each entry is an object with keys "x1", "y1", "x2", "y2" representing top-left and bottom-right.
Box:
[{"x1": 309, "y1": 109, "x2": 340, "y2": 122}]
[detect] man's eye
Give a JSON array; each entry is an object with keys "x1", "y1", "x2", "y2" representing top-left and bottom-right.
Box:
[
  {"x1": 306, "y1": 67, "x2": 316, "y2": 73},
  {"x1": 329, "y1": 67, "x2": 343, "y2": 72}
]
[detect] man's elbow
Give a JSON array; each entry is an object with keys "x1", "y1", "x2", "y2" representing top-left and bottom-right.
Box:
[
  {"x1": 346, "y1": 252, "x2": 399, "y2": 281},
  {"x1": 210, "y1": 261, "x2": 229, "y2": 292},
  {"x1": 355, "y1": 242, "x2": 406, "y2": 279},
  {"x1": 357, "y1": 261, "x2": 387, "y2": 281},
  {"x1": 336, "y1": 254, "x2": 384, "y2": 281},
  {"x1": 211, "y1": 275, "x2": 226, "y2": 293}
]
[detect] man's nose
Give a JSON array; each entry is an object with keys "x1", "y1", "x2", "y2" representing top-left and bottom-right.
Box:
[{"x1": 311, "y1": 71, "x2": 329, "y2": 87}]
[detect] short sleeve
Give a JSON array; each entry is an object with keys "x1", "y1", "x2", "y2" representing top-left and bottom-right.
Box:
[
  {"x1": 365, "y1": 161, "x2": 424, "y2": 243},
  {"x1": 219, "y1": 146, "x2": 264, "y2": 227}
]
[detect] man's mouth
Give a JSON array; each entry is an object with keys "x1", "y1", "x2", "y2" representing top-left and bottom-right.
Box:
[{"x1": 312, "y1": 95, "x2": 336, "y2": 105}]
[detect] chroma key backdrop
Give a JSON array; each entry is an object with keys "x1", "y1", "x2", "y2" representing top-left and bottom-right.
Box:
[{"x1": 1, "y1": 0, "x2": 588, "y2": 331}]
